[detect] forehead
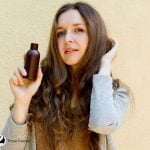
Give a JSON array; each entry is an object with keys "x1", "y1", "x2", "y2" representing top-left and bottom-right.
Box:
[{"x1": 57, "y1": 9, "x2": 86, "y2": 27}]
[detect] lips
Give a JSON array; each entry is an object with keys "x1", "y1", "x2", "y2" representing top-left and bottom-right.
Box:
[{"x1": 64, "y1": 48, "x2": 78, "y2": 54}]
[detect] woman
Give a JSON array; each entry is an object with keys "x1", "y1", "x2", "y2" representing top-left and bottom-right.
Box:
[{"x1": 1, "y1": 2, "x2": 130, "y2": 150}]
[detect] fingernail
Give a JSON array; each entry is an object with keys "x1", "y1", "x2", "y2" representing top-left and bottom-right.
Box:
[{"x1": 24, "y1": 71, "x2": 27, "y2": 76}]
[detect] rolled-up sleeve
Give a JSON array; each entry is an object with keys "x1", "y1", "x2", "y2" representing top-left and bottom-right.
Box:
[
  {"x1": 0, "y1": 113, "x2": 29, "y2": 150},
  {"x1": 88, "y1": 74, "x2": 129, "y2": 135}
]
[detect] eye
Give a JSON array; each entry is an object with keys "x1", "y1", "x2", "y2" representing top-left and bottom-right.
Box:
[
  {"x1": 75, "y1": 28, "x2": 84, "y2": 32},
  {"x1": 57, "y1": 31, "x2": 65, "y2": 38}
]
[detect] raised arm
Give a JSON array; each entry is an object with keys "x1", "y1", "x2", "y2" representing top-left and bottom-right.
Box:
[{"x1": 88, "y1": 74, "x2": 129, "y2": 135}]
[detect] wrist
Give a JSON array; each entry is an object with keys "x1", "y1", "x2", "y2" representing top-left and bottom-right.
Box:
[
  {"x1": 14, "y1": 101, "x2": 29, "y2": 112},
  {"x1": 11, "y1": 101, "x2": 29, "y2": 125},
  {"x1": 98, "y1": 63, "x2": 112, "y2": 75},
  {"x1": 15, "y1": 97, "x2": 31, "y2": 108},
  {"x1": 101, "y1": 61, "x2": 111, "y2": 67}
]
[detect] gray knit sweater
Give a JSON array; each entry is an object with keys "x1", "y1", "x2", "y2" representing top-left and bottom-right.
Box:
[{"x1": 0, "y1": 74, "x2": 129, "y2": 150}]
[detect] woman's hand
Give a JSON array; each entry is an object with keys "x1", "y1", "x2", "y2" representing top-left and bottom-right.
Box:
[
  {"x1": 101, "y1": 38, "x2": 119, "y2": 66},
  {"x1": 9, "y1": 66, "x2": 43, "y2": 107},
  {"x1": 9, "y1": 63, "x2": 43, "y2": 124},
  {"x1": 99, "y1": 38, "x2": 119, "y2": 75}
]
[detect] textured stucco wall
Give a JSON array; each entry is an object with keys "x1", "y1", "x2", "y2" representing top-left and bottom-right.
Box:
[{"x1": 0, "y1": 0, "x2": 150, "y2": 149}]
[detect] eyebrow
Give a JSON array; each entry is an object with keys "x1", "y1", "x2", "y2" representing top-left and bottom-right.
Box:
[{"x1": 57, "y1": 23, "x2": 85, "y2": 30}]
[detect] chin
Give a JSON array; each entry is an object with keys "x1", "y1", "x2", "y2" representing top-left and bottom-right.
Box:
[
  {"x1": 64, "y1": 60, "x2": 80, "y2": 66},
  {"x1": 65, "y1": 62, "x2": 78, "y2": 66}
]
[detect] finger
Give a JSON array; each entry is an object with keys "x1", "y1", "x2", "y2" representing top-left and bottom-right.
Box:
[
  {"x1": 104, "y1": 44, "x2": 118, "y2": 59},
  {"x1": 110, "y1": 41, "x2": 119, "y2": 53},
  {"x1": 109, "y1": 37, "x2": 119, "y2": 48},
  {"x1": 14, "y1": 68, "x2": 24, "y2": 85},
  {"x1": 113, "y1": 38, "x2": 119, "y2": 48},
  {"x1": 18, "y1": 66, "x2": 27, "y2": 77},
  {"x1": 9, "y1": 77, "x2": 15, "y2": 85},
  {"x1": 12, "y1": 75, "x2": 19, "y2": 85},
  {"x1": 109, "y1": 37, "x2": 115, "y2": 47}
]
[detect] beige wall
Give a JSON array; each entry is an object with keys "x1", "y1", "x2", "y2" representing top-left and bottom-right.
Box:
[{"x1": 0, "y1": 0, "x2": 150, "y2": 149}]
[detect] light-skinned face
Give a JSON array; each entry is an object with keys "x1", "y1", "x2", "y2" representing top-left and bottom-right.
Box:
[{"x1": 56, "y1": 9, "x2": 89, "y2": 69}]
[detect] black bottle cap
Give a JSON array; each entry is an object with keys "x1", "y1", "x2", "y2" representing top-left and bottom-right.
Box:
[{"x1": 30, "y1": 43, "x2": 38, "y2": 50}]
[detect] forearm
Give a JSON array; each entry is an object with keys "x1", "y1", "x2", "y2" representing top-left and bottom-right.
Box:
[{"x1": 11, "y1": 100, "x2": 30, "y2": 125}]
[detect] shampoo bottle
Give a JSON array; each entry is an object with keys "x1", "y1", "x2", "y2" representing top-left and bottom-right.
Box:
[{"x1": 24, "y1": 43, "x2": 40, "y2": 80}]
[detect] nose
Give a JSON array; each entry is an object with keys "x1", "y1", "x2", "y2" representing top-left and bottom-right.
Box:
[{"x1": 65, "y1": 31, "x2": 73, "y2": 44}]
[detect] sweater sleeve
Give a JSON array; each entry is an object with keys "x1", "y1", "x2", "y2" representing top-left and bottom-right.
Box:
[
  {"x1": 0, "y1": 112, "x2": 29, "y2": 150},
  {"x1": 88, "y1": 74, "x2": 129, "y2": 135}
]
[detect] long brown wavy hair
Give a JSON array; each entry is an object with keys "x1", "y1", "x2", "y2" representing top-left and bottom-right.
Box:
[{"x1": 26, "y1": 2, "x2": 125, "y2": 150}]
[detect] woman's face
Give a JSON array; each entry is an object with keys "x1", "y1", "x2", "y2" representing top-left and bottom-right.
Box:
[{"x1": 56, "y1": 9, "x2": 89, "y2": 68}]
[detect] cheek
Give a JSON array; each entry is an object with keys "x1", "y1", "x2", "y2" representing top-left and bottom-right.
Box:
[
  {"x1": 57, "y1": 39, "x2": 64, "y2": 56},
  {"x1": 57, "y1": 39, "x2": 62, "y2": 49},
  {"x1": 80, "y1": 35, "x2": 88, "y2": 50}
]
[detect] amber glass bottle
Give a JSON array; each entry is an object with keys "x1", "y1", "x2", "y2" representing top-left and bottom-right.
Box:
[{"x1": 24, "y1": 43, "x2": 40, "y2": 81}]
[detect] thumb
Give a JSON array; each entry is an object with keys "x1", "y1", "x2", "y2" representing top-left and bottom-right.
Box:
[{"x1": 36, "y1": 67, "x2": 43, "y2": 83}]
